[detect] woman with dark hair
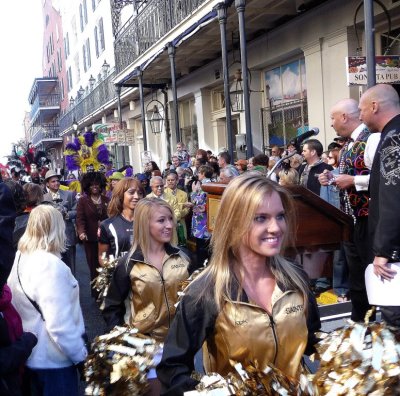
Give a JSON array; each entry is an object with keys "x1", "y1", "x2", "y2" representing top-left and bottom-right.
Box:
[
  {"x1": 144, "y1": 161, "x2": 160, "y2": 180},
  {"x1": 76, "y1": 172, "x2": 109, "y2": 286},
  {"x1": 13, "y1": 183, "x2": 44, "y2": 250},
  {"x1": 158, "y1": 174, "x2": 320, "y2": 395},
  {"x1": 195, "y1": 149, "x2": 208, "y2": 163},
  {"x1": 3, "y1": 179, "x2": 26, "y2": 215},
  {"x1": 98, "y1": 178, "x2": 144, "y2": 266}
]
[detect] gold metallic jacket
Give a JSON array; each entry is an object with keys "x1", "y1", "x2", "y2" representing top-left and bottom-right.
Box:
[
  {"x1": 157, "y1": 267, "x2": 320, "y2": 396},
  {"x1": 203, "y1": 287, "x2": 308, "y2": 378},
  {"x1": 102, "y1": 245, "x2": 191, "y2": 342}
]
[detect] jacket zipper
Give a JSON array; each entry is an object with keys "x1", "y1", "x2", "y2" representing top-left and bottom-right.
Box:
[
  {"x1": 156, "y1": 267, "x2": 171, "y2": 327},
  {"x1": 268, "y1": 313, "x2": 278, "y2": 364},
  {"x1": 238, "y1": 290, "x2": 294, "y2": 365}
]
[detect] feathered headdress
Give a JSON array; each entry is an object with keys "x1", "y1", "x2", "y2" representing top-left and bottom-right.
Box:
[
  {"x1": 6, "y1": 143, "x2": 50, "y2": 176},
  {"x1": 64, "y1": 131, "x2": 111, "y2": 173}
]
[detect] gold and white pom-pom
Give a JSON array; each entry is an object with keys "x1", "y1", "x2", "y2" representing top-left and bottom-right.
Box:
[{"x1": 84, "y1": 326, "x2": 162, "y2": 396}]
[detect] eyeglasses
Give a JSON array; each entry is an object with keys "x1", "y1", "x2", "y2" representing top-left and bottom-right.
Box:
[{"x1": 154, "y1": 185, "x2": 163, "y2": 189}]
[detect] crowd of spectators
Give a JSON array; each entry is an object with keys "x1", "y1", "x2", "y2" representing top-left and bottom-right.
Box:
[{"x1": 3, "y1": 82, "x2": 400, "y2": 395}]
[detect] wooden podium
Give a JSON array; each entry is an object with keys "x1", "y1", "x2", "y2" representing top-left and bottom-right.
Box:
[
  {"x1": 202, "y1": 183, "x2": 353, "y2": 252},
  {"x1": 202, "y1": 182, "x2": 354, "y2": 319}
]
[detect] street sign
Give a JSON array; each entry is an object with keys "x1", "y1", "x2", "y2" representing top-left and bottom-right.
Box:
[
  {"x1": 346, "y1": 56, "x2": 400, "y2": 86},
  {"x1": 104, "y1": 135, "x2": 117, "y2": 143},
  {"x1": 125, "y1": 129, "x2": 135, "y2": 145},
  {"x1": 116, "y1": 129, "x2": 135, "y2": 145},
  {"x1": 117, "y1": 131, "x2": 126, "y2": 144}
]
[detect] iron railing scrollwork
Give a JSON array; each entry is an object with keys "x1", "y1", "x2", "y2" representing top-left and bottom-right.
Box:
[
  {"x1": 59, "y1": 69, "x2": 129, "y2": 134},
  {"x1": 114, "y1": 0, "x2": 206, "y2": 73},
  {"x1": 30, "y1": 93, "x2": 61, "y2": 121},
  {"x1": 31, "y1": 125, "x2": 62, "y2": 147}
]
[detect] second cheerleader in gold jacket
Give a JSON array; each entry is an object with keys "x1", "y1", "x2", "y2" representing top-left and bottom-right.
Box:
[{"x1": 102, "y1": 198, "x2": 193, "y2": 342}]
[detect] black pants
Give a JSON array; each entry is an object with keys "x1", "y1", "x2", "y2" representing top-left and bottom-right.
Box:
[
  {"x1": 343, "y1": 217, "x2": 374, "y2": 322},
  {"x1": 380, "y1": 306, "x2": 400, "y2": 327},
  {"x1": 61, "y1": 245, "x2": 76, "y2": 275}
]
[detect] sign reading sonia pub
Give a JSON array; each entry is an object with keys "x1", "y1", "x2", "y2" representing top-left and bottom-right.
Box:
[{"x1": 346, "y1": 56, "x2": 400, "y2": 86}]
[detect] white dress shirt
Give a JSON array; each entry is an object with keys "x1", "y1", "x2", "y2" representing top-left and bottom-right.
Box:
[{"x1": 347, "y1": 123, "x2": 380, "y2": 191}]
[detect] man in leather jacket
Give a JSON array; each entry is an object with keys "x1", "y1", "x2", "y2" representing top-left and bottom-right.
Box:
[{"x1": 359, "y1": 83, "x2": 400, "y2": 325}]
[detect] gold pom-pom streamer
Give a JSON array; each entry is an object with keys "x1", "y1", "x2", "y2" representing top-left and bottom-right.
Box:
[
  {"x1": 312, "y1": 308, "x2": 400, "y2": 395},
  {"x1": 191, "y1": 361, "x2": 316, "y2": 395},
  {"x1": 84, "y1": 326, "x2": 162, "y2": 396},
  {"x1": 92, "y1": 255, "x2": 119, "y2": 308}
]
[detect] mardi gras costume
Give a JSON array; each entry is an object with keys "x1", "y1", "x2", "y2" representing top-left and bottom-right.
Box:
[{"x1": 64, "y1": 131, "x2": 111, "y2": 173}]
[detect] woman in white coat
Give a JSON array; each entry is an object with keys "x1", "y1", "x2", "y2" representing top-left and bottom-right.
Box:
[{"x1": 8, "y1": 204, "x2": 87, "y2": 396}]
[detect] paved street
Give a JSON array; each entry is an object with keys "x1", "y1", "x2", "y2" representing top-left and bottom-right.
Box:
[
  {"x1": 76, "y1": 244, "x2": 107, "y2": 342},
  {"x1": 75, "y1": 244, "x2": 106, "y2": 395}
]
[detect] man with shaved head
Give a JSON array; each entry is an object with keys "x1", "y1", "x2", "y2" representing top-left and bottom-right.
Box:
[
  {"x1": 359, "y1": 84, "x2": 400, "y2": 325},
  {"x1": 319, "y1": 98, "x2": 380, "y2": 321}
]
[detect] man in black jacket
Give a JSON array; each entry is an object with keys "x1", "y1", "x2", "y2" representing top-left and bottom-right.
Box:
[
  {"x1": 319, "y1": 98, "x2": 380, "y2": 321},
  {"x1": 299, "y1": 139, "x2": 332, "y2": 195},
  {"x1": 359, "y1": 83, "x2": 400, "y2": 325},
  {"x1": 0, "y1": 177, "x2": 37, "y2": 396}
]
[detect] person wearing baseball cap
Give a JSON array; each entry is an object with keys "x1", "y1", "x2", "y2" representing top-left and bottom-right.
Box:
[
  {"x1": 106, "y1": 171, "x2": 124, "y2": 199},
  {"x1": 333, "y1": 136, "x2": 346, "y2": 148}
]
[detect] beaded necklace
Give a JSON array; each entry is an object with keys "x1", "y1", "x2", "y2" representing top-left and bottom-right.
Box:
[{"x1": 339, "y1": 138, "x2": 356, "y2": 224}]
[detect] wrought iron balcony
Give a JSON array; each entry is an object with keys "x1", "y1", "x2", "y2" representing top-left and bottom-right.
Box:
[
  {"x1": 59, "y1": 69, "x2": 125, "y2": 134},
  {"x1": 114, "y1": 0, "x2": 206, "y2": 73},
  {"x1": 30, "y1": 93, "x2": 60, "y2": 122},
  {"x1": 31, "y1": 125, "x2": 62, "y2": 147}
]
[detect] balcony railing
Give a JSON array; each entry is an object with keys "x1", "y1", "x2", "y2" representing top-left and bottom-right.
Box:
[
  {"x1": 59, "y1": 70, "x2": 124, "y2": 134},
  {"x1": 31, "y1": 125, "x2": 61, "y2": 147},
  {"x1": 115, "y1": 0, "x2": 206, "y2": 73},
  {"x1": 30, "y1": 93, "x2": 60, "y2": 120}
]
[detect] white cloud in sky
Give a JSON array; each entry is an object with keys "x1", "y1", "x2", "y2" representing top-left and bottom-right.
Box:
[
  {"x1": 0, "y1": 0, "x2": 43, "y2": 164},
  {"x1": 282, "y1": 64, "x2": 301, "y2": 98},
  {"x1": 266, "y1": 69, "x2": 282, "y2": 100}
]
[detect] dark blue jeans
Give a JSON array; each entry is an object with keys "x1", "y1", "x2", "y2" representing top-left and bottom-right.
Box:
[
  {"x1": 333, "y1": 245, "x2": 349, "y2": 296},
  {"x1": 29, "y1": 365, "x2": 78, "y2": 396}
]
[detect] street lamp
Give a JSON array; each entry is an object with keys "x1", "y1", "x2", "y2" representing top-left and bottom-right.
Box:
[
  {"x1": 89, "y1": 75, "x2": 96, "y2": 89},
  {"x1": 146, "y1": 100, "x2": 164, "y2": 134},
  {"x1": 102, "y1": 60, "x2": 110, "y2": 77},
  {"x1": 78, "y1": 86, "x2": 85, "y2": 98},
  {"x1": 69, "y1": 96, "x2": 75, "y2": 107},
  {"x1": 72, "y1": 119, "x2": 78, "y2": 132},
  {"x1": 229, "y1": 69, "x2": 244, "y2": 112}
]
